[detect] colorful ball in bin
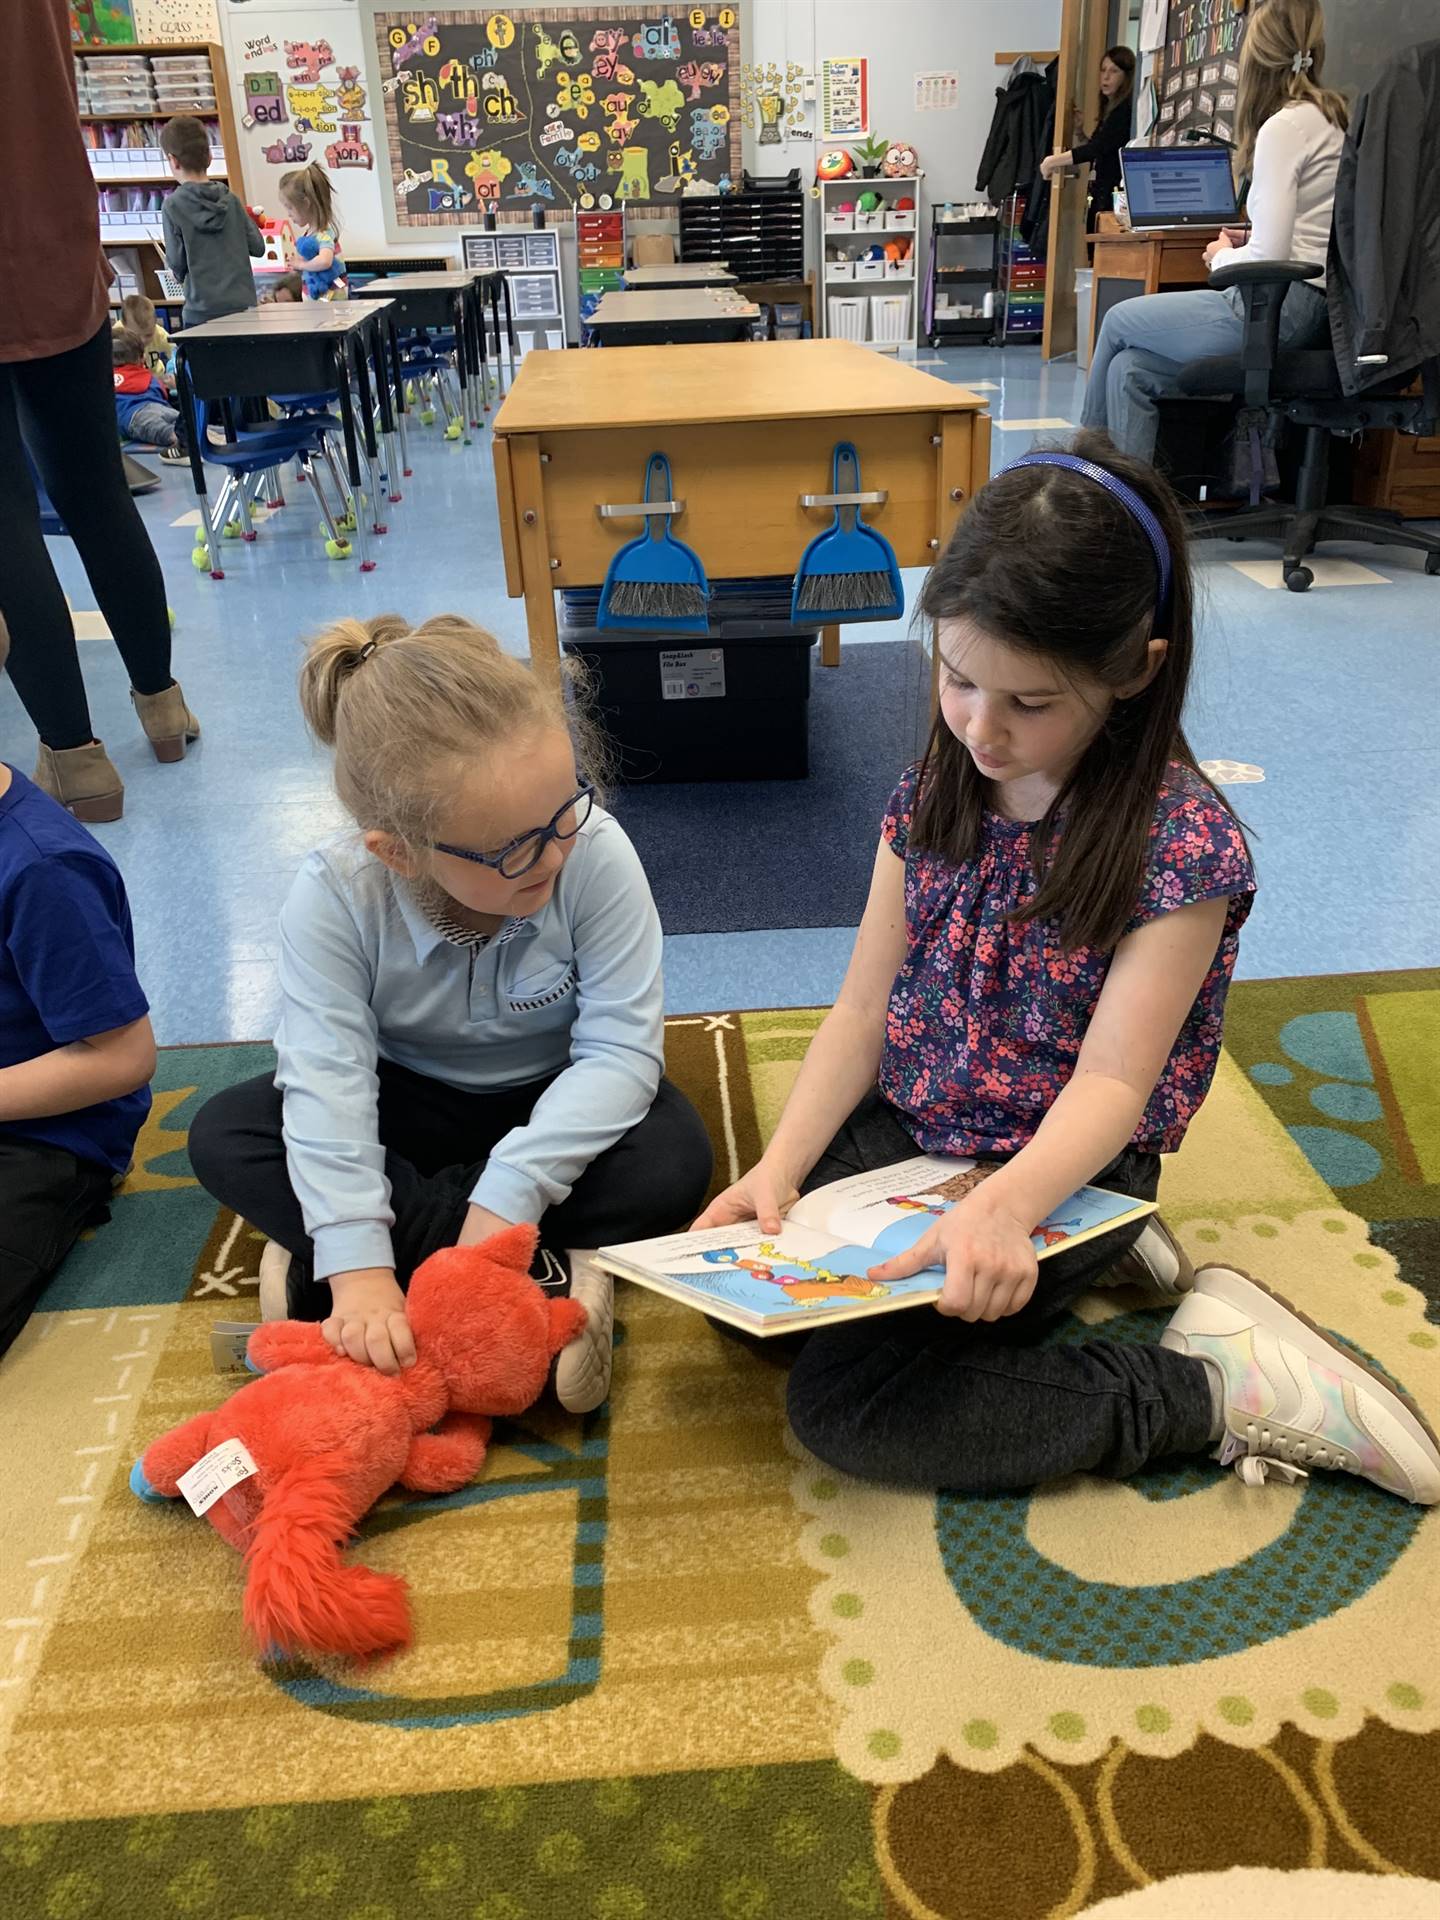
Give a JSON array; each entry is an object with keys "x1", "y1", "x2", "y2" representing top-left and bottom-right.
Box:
[
  {"x1": 856, "y1": 190, "x2": 883, "y2": 214},
  {"x1": 817, "y1": 148, "x2": 854, "y2": 180},
  {"x1": 894, "y1": 195, "x2": 916, "y2": 211}
]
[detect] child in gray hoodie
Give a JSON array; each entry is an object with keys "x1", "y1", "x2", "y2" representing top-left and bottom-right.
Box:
[{"x1": 159, "y1": 116, "x2": 264, "y2": 327}]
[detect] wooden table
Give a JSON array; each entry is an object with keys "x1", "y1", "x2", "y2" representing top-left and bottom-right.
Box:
[
  {"x1": 586, "y1": 288, "x2": 759, "y2": 346},
  {"x1": 1088, "y1": 222, "x2": 1214, "y2": 359},
  {"x1": 174, "y1": 300, "x2": 399, "y2": 573},
  {"x1": 491, "y1": 339, "x2": 992, "y2": 678},
  {"x1": 623, "y1": 263, "x2": 737, "y2": 291}
]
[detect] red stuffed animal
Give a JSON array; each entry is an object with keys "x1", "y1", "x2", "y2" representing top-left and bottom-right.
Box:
[{"x1": 131, "y1": 1227, "x2": 586, "y2": 1663}]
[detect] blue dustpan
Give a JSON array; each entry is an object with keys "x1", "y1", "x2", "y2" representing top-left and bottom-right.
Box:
[
  {"x1": 597, "y1": 453, "x2": 711, "y2": 633},
  {"x1": 791, "y1": 442, "x2": 904, "y2": 623}
]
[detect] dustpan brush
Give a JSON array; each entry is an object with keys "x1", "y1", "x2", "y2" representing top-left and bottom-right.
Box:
[
  {"x1": 795, "y1": 568, "x2": 891, "y2": 613},
  {"x1": 605, "y1": 578, "x2": 710, "y2": 619},
  {"x1": 790, "y1": 442, "x2": 904, "y2": 625}
]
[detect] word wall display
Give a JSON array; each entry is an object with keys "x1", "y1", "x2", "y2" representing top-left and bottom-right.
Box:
[{"x1": 374, "y1": 8, "x2": 743, "y2": 224}]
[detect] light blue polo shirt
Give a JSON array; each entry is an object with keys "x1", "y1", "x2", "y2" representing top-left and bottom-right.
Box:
[{"x1": 274, "y1": 805, "x2": 664, "y2": 1280}]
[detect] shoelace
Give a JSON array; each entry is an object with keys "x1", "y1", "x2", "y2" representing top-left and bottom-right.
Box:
[{"x1": 1218, "y1": 1425, "x2": 1355, "y2": 1490}]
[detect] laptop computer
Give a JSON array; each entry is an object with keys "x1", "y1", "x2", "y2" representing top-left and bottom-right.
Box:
[{"x1": 1119, "y1": 145, "x2": 1238, "y2": 228}]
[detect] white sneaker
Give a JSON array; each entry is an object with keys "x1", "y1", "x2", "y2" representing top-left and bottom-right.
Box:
[
  {"x1": 1102, "y1": 1215, "x2": 1195, "y2": 1302},
  {"x1": 258, "y1": 1240, "x2": 292, "y2": 1322},
  {"x1": 554, "y1": 1252, "x2": 613, "y2": 1414},
  {"x1": 1161, "y1": 1265, "x2": 1440, "y2": 1504}
]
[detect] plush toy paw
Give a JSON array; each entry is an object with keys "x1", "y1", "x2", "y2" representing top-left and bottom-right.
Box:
[{"x1": 130, "y1": 1457, "x2": 176, "y2": 1503}]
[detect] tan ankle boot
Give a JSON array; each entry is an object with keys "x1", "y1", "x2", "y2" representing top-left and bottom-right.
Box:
[
  {"x1": 131, "y1": 682, "x2": 200, "y2": 763},
  {"x1": 32, "y1": 742, "x2": 124, "y2": 823}
]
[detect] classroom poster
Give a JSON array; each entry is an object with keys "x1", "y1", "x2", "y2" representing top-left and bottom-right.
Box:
[
  {"x1": 71, "y1": 0, "x2": 138, "y2": 43},
  {"x1": 372, "y1": 8, "x2": 742, "y2": 224},
  {"x1": 133, "y1": 0, "x2": 220, "y2": 39},
  {"x1": 820, "y1": 55, "x2": 867, "y2": 137},
  {"x1": 913, "y1": 70, "x2": 958, "y2": 112}
]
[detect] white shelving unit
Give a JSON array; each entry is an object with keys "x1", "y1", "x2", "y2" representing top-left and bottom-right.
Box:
[
  {"x1": 462, "y1": 229, "x2": 568, "y2": 358},
  {"x1": 816, "y1": 174, "x2": 921, "y2": 354}
]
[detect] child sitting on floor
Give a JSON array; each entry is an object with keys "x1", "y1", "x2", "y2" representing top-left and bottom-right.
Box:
[
  {"x1": 112, "y1": 328, "x2": 187, "y2": 462},
  {"x1": 699, "y1": 433, "x2": 1439, "y2": 1508},
  {"x1": 187, "y1": 613, "x2": 713, "y2": 1412},
  {"x1": 278, "y1": 163, "x2": 347, "y2": 300},
  {"x1": 121, "y1": 293, "x2": 172, "y2": 383},
  {"x1": 0, "y1": 613, "x2": 156, "y2": 1361}
]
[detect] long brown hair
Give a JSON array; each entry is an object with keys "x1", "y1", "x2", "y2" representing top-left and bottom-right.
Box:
[
  {"x1": 913, "y1": 431, "x2": 1245, "y2": 954},
  {"x1": 1233, "y1": 0, "x2": 1348, "y2": 181},
  {"x1": 279, "y1": 161, "x2": 337, "y2": 233},
  {"x1": 1098, "y1": 45, "x2": 1135, "y2": 120}
]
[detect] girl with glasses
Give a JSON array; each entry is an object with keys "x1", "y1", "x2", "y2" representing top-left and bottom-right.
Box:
[{"x1": 188, "y1": 613, "x2": 712, "y2": 1408}]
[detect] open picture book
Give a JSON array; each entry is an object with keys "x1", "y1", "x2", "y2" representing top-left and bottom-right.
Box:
[{"x1": 597, "y1": 1155, "x2": 1156, "y2": 1335}]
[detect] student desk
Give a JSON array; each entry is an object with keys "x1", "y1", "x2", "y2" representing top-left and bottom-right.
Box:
[
  {"x1": 353, "y1": 268, "x2": 517, "y2": 423},
  {"x1": 174, "y1": 301, "x2": 398, "y2": 573},
  {"x1": 1088, "y1": 221, "x2": 1215, "y2": 358},
  {"x1": 491, "y1": 339, "x2": 991, "y2": 679},
  {"x1": 586, "y1": 289, "x2": 759, "y2": 346},
  {"x1": 622, "y1": 263, "x2": 738, "y2": 291}
]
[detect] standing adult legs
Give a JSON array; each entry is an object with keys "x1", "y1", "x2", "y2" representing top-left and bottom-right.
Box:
[{"x1": 0, "y1": 321, "x2": 174, "y2": 751}]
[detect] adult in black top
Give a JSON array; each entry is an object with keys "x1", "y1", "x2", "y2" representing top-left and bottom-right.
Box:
[{"x1": 1041, "y1": 46, "x2": 1135, "y2": 229}]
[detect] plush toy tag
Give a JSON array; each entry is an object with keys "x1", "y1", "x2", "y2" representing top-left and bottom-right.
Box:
[
  {"x1": 210, "y1": 1322, "x2": 258, "y2": 1375},
  {"x1": 178, "y1": 1439, "x2": 259, "y2": 1518}
]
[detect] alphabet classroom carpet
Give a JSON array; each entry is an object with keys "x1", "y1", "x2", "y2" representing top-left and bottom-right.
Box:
[{"x1": 1, "y1": 972, "x2": 1437, "y2": 1920}]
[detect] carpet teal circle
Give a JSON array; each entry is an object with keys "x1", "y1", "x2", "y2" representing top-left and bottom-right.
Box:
[
  {"x1": 1287, "y1": 1126, "x2": 1384, "y2": 1188},
  {"x1": 1309, "y1": 1083, "x2": 1383, "y2": 1123},
  {"x1": 933, "y1": 1309, "x2": 1420, "y2": 1668},
  {"x1": 1278, "y1": 1012, "x2": 1372, "y2": 1082},
  {"x1": 1249, "y1": 1062, "x2": 1294, "y2": 1085}
]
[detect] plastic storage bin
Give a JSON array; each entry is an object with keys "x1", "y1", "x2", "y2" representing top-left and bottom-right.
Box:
[
  {"x1": 827, "y1": 295, "x2": 868, "y2": 341},
  {"x1": 870, "y1": 293, "x2": 911, "y2": 344},
  {"x1": 560, "y1": 582, "x2": 820, "y2": 782}
]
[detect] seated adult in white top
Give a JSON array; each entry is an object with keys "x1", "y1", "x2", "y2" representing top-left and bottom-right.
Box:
[{"x1": 1081, "y1": 0, "x2": 1348, "y2": 462}]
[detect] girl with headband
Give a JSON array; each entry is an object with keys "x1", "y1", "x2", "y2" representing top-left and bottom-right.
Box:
[
  {"x1": 697, "y1": 437, "x2": 1438, "y2": 1507},
  {"x1": 1082, "y1": 0, "x2": 1349, "y2": 461}
]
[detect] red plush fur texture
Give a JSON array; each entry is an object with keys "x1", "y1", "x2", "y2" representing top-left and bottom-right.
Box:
[{"x1": 141, "y1": 1227, "x2": 587, "y2": 1663}]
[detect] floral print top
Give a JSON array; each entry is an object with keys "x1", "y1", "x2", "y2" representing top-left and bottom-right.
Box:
[{"x1": 878, "y1": 761, "x2": 1255, "y2": 1156}]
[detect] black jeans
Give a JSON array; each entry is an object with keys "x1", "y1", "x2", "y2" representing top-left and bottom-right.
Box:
[
  {"x1": 785, "y1": 1091, "x2": 1216, "y2": 1492},
  {"x1": 0, "y1": 1137, "x2": 114, "y2": 1359},
  {"x1": 189, "y1": 1059, "x2": 714, "y2": 1312},
  {"x1": 0, "y1": 321, "x2": 174, "y2": 750}
]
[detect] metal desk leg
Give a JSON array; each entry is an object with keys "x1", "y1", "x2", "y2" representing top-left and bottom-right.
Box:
[
  {"x1": 472, "y1": 283, "x2": 491, "y2": 415},
  {"x1": 367, "y1": 316, "x2": 401, "y2": 505},
  {"x1": 349, "y1": 335, "x2": 387, "y2": 535},
  {"x1": 386, "y1": 313, "x2": 411, "y2": 478},
  {"x1": 452, "y1": 290, "x2": 473, "y2": 443},
  {"x1": 176, "y1": 353, "x2": 224, "y2": 579},
  {"x1": 334, "y1": 346, "x2": 375, "y2": 571}
]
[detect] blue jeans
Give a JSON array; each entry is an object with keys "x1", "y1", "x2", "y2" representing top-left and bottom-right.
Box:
[{"x1": 1080, "y1": 282, "x2": 1329, "y2": 461}]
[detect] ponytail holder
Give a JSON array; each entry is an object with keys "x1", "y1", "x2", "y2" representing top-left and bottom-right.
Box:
[
  {"x1": 357, "y1": 640, "x2": 378, "y2": 662},
  {"x1": 1290, "y1": 49, "x2": 1313, "y2": 74}
]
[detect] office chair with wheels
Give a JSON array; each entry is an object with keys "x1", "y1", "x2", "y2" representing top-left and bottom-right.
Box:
[{"x1": 1177, "y1": 257, "x2": 1440, "y2": 591}]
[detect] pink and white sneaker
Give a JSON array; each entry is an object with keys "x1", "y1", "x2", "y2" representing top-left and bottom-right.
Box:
[{"x1": 1160, "y1": 1265, "x2": 1440, "y2": 1504}]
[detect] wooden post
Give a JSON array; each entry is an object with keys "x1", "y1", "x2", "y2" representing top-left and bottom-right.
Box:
[
  {"x1": 509, "y1": 435, "x2": 561, "y2": 685},
  {"x1": 821, "y1": 626, "x2": 841, "y2": 667},
  {"x1": 1042, "y1": 0, "x2": 1109, "y2": 361}
]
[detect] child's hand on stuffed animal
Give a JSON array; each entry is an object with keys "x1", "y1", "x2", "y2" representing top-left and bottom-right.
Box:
[{"x1": 323, "y1": 1267, "x2": 416, "y2": 1374}]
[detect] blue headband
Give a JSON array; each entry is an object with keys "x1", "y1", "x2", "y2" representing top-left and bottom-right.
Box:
[{"x1": 1002, "y1": 452, "x2": 1173, "y2": 619}]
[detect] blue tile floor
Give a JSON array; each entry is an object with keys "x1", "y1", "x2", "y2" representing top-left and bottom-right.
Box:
[{"x1": 2, "y1": 344, "x2": 1436, "y2": 1045}]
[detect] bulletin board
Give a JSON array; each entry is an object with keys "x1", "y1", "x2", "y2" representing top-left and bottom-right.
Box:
[
  {"x1": 371, "y1": 8, "x2": 743, "y2": 224},
  {"x1": 1152, "y1": 0, "x2": 1247, "y2": 151}
]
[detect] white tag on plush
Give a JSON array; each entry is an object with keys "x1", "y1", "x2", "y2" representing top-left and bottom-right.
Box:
[{"x1": 177, "y1": 1439, "x2": 259, "y2": 1517}]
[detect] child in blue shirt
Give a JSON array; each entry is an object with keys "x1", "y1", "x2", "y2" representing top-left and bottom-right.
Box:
[
  {"x1": 279, "y1": 163, "x2": 346, "y2": 300},
  {"x1": 0, "y1": 615, "x2": 156, "y2": 1360},
  {"x1": 188, "y1": 613, "x2": 713, "y2": 1412}
]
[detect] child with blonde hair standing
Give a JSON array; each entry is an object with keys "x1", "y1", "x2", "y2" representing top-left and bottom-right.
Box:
[
  {"x1": 279, "y1": 163, "x2": 347, "y2": 300},
  {"x1": 190, "y1": 615, "x2": 712, "y2": 1412}
]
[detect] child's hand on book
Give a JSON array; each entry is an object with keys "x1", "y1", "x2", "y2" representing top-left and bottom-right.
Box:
[
  {"x1": 692, "y1": 1159, "x2": 799, "y2": 1236},
  {"x1": 869, "y1": 1189, "x2": 1040, "y2": 1322}
]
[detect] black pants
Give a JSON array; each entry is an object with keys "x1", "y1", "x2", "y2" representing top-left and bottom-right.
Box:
[
  {"x1": 0, "y1": 321, "x2": 174, "y2": 750},
  {"x1": 785, "y1": 1091, "x2": 1216, "y2": 1493},
  {"x1": 189, "y1": 1059, "x2": 715, "y2": 1311},
  {"x1": 0, "y1": 1137, "x2": 114, "y2": 1360}
]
